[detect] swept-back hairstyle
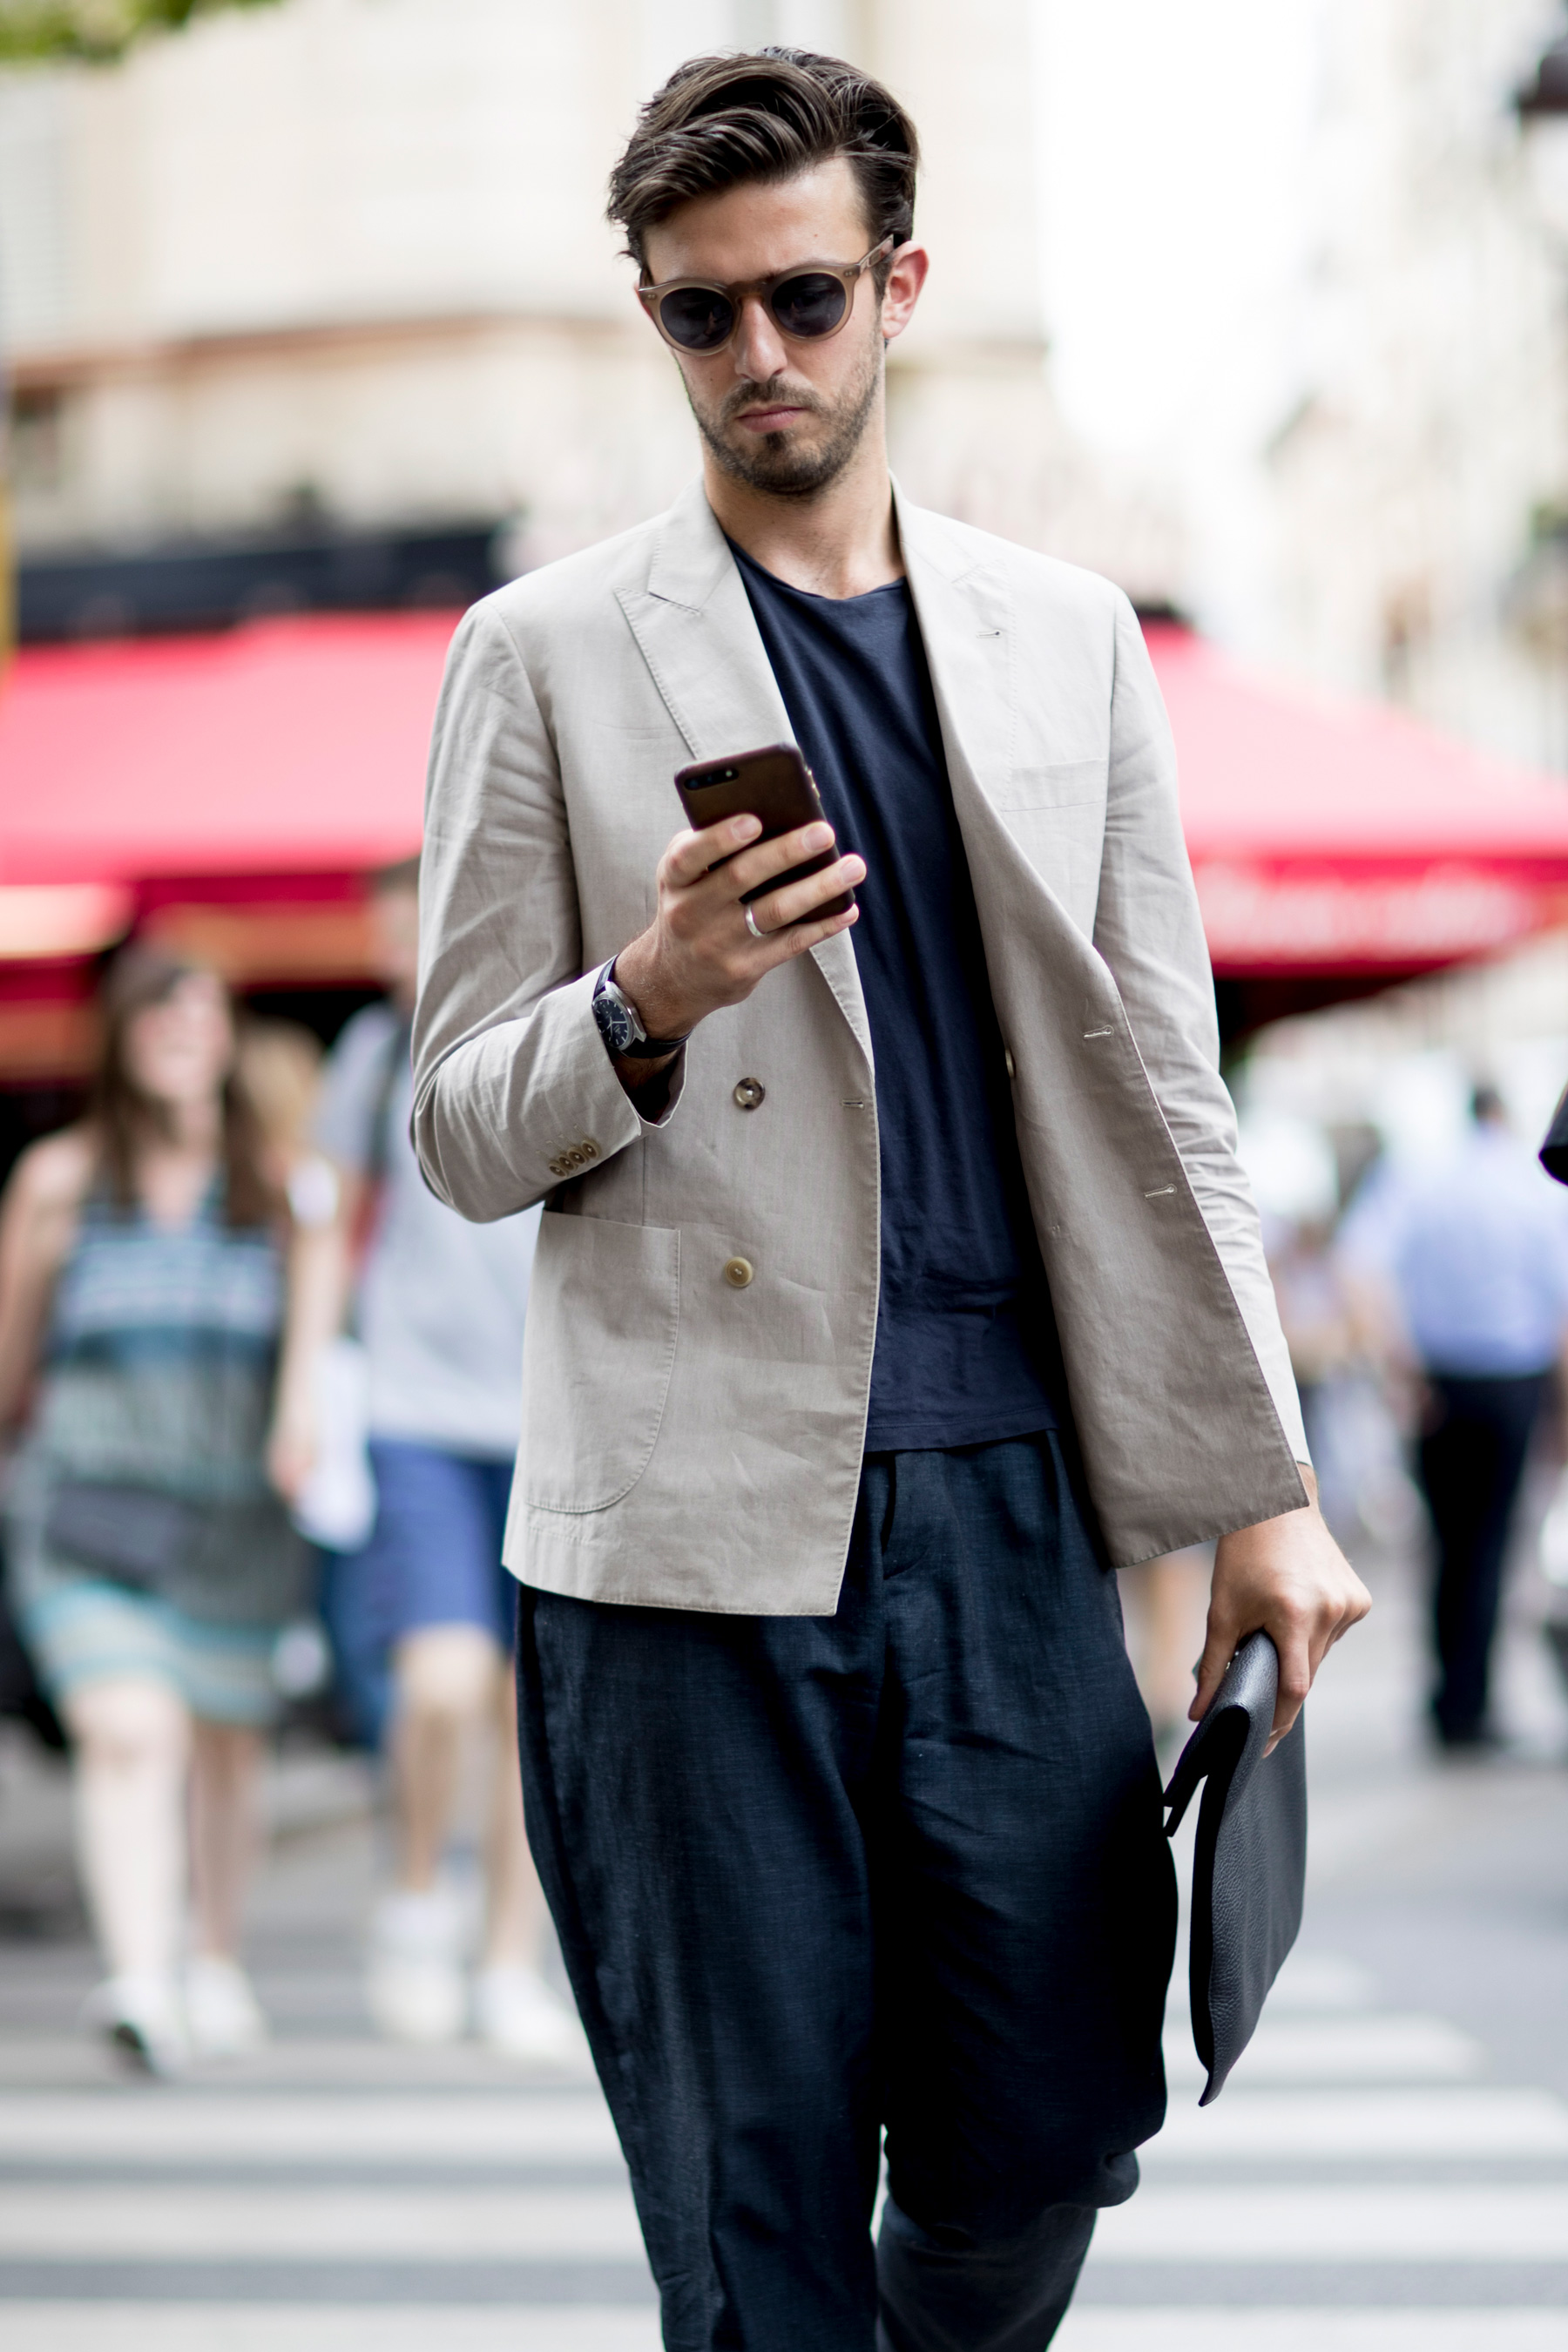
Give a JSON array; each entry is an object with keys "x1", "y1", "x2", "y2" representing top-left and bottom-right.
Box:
[
  {"x1": 91, "y1": 944, "x2": 276, "y2": 1229},
  {"x1": 607, "y1": 48, "x2": 919, "y2": 277}
]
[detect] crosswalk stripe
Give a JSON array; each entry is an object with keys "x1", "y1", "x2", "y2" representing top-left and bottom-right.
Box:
[
  {"x1": 4, "y1": 2311, "x2": 1564, "y2": 2352},
  {"x1": 3, "y1": 1948, "x2": 1562, "y2": 2330},
  {"x1": 1162, "y1": 2014, "x2": 1484, "y2": 2086},
  {"x1": 0, "y1": 2184, "x2": 647, "y2": 2261},
  {"x1": 21, "y1": 2066, "x2": 1560, "y2": 2172},
  {"x1": 1146, "y1": 2086, "x2": 1568, "y2": 2162},
  {"x1": 0, "y1": 2039, "x2": 598, "y2": 2091},
  {"x1": 13, "y1": 2165, "x2": 1568, "y2": 2268},
  {"x1": 1087, "y1": 2181, "x2": 1568, "y2": 2262},
  {"x1": 0, "y1": 2308, "x2": 662, "y2": 2352},
  {"x1": 1248, "y1": 1953, "x2": 1379, "y2": 2012},
  {"x1": 0, "y1": 2094, "x2": 623, "y2": 2165},
  {"x1": 1058, "y1": 2317, "x2": 1568, "y2": 2351}
]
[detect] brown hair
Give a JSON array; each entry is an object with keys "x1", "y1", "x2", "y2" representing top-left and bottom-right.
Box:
[
  {"x1": 90, "y1": 945, "x2": 278, "y2": 1229},
  {"x1": 236, "y1": 1018, "x2": 322, "y2": 1166},
  {"x1": 608, "y1": 49, "x2": 918, "y2": 277}
]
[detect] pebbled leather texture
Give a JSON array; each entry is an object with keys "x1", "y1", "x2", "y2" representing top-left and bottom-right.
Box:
[{"x1": 1163, "y1": 1631, "x2": 1307, "y2": 2104}]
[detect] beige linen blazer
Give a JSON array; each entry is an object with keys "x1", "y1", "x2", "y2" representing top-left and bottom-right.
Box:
[{"x1": 413, "y1": 479, "x2": 1308, "y2": 1613}]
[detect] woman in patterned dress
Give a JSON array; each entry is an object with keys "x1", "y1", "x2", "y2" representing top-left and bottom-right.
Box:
[{"x1": 0, "y1": 948, "x2": 308, "y2": 2072}]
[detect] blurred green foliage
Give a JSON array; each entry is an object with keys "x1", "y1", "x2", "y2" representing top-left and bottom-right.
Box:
[{"x1": 0, "y1": 0, "x2": 282, "y2": 64}]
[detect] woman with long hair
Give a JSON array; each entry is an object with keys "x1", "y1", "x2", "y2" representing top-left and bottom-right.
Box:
[{"x1": 0, "y1": 947, "x2": 308, "y2": 2072}]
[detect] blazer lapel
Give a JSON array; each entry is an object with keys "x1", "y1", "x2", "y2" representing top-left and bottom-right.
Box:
[
  {"x1": 618, "y1": 480, "x2": 873, "y2": 1071},
  {"x1": 896, "y1": 486, "x2": 1016, "y2": 834},
  {"x1": 618, "y1": 479, "x2": 787, "y2": 761},
  {"x1": 901, "y1": 489, "x2": 1107, "y2": 962}
]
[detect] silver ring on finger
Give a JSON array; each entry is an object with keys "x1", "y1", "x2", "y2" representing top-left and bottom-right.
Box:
[{"x1": 744, "y1": 903, "x2": 767, "y2": 943}]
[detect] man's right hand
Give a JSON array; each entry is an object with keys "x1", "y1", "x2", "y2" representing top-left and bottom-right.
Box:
[{"x1": 612, "y1": 814, "x2": 864, "y2": 1054}]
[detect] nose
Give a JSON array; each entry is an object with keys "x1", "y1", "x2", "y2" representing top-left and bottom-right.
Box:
[{"x1": 730, "y1": 291, "x2": 789, "y2": 383}]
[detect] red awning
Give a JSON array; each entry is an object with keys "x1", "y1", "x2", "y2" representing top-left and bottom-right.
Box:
[
  {"x1": 1147, "y1": 623, "x2": 1568, "y2": 974},
  {"x1": 3, "y1": 611, "x2": 1568, "y2": 981},
  {"x1": 0, "y1": 613, "x2": 443, "y2": 889}
]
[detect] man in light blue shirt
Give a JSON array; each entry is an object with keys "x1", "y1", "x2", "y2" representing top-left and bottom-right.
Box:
[{"x1": 1342, "y1": 1087, "x2": 1568, "y2": 1744}]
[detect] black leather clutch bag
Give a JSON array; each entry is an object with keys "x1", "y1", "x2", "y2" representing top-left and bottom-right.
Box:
[
  {"x1": 1540, "y1": 1084, "x2": 1568, "y2": 1186},
  {"x1": 1163, "y1": 1631, "x2": 1306, "y2": 2105}
]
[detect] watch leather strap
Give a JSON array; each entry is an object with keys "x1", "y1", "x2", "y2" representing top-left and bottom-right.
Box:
[{"x1": 593, "y1": 960, "x2": 691, "y2": 1058}]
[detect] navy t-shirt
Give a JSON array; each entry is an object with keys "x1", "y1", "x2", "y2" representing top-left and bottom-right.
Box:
[{"x1": 732, "y1": 542, "x2": 1066, "y2": 1451}]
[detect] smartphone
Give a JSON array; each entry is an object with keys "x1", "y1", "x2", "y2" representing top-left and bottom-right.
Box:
[{"x1": 673, "y1": 743, "x2": 856, "y2": 920}]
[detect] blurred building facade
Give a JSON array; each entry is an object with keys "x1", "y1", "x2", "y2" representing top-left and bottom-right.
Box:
[
  {"x1": 0, "y1": 0, "x2": 1176, "y2": 608},
  {"x1": 1263, "y1": 0, "x2": 1568, "y2": 769},
  {"x1": 6, "y1": 0, "x2": 1568, "y2": 754}
]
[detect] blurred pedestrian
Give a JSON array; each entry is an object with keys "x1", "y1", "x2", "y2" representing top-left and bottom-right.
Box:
[
  {"x1": 1342, "y1": 1085, "x2": 1568, "y2": 1747},
  {"x1": 1267, "y1": 1210, "x2": 1387, "y2": 1540},
  {"x1": 235, "y1": 1016, "x2": 325, "y2": 1194},
  {"x1": 1119, "y1": 1544, "x2": 1212, "y2": 1746},
  {"x1": 0, "y1": 950, "x2": 308, "y2": 2072},
  {"x1": 270, "y1": 860, "x2": 578, "y2": 2060},
  {"x1": 1271, "y1": 1216, "x2": 1361, "y2": 1467}
]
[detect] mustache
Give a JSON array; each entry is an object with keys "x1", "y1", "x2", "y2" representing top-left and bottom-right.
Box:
[{"x1": 720, "y1": 375, "x2": 827, "y2": 426}]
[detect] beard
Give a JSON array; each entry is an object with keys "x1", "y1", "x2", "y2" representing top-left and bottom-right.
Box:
[{"x1": 687, "y1": 322, "x2": 882, "y2": 500}]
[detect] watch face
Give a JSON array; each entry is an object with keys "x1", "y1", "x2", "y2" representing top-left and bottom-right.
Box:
[{"x1": 594, "y1": 986, "x2": 638, "y2": 1056}]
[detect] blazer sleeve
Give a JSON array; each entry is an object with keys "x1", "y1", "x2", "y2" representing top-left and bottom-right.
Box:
[
  {"x1": 411, "y1": 601, "x2": 679, "y2": 1222},
  {"x1": 1092, "y1": 593, "x2": 1309, "y2": 1466}
]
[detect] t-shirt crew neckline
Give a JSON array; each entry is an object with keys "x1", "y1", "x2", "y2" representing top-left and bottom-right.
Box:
[{"x1": 723, "y1": 538, "x2": 907, "y2": 610}]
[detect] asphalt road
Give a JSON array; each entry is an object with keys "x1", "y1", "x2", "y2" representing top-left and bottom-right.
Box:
[{"x1": 0, "y1": 1533, "x2": 1565, "y2": 2350}]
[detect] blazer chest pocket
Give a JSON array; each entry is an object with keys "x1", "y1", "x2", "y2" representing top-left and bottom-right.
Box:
[
  {"x1": 989, "y1": 759, "x2": 1105, "y2": 812},
  {"x1": 986, "y1": 761, "x2": 1107, "y2": 928},
  {"x1": 521, "y1": 1213, "x2": 679, "y2": 1514}
]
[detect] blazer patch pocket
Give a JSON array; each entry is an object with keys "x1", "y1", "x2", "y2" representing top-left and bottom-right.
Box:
[
  {"x1": 989, "y1": 759, "x2": 1105, "y2": 812},
  {"x1": 522, "y1": 1213, "x2": 680, "y2": 1514}
]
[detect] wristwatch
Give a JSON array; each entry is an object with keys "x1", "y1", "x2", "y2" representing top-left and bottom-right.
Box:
[{"x1": 591, "y1": 960, "x2": 691, "y2": 1060}]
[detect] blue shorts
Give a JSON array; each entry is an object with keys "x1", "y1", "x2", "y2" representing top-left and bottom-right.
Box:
[{"x1": 319, "y1": 1440, "x2": 517, "y2": 1750}]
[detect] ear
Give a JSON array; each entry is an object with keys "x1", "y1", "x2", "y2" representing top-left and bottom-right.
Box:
[{"x1": 880, "y1": 242, "x2": 929, "y2": 346}]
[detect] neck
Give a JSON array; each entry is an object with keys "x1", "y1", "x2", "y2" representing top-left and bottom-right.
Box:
[
  {"x1": 158, "y1": 1098, "x2": 223, "y2": 1158},
  {"x1": 701, "y1": 411, "x2": 902, "y2": 600}
]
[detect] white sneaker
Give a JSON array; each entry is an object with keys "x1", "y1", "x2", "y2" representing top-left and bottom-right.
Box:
[
  {"x1": 366, "y1": 1882, "x2": 467, "y2": 2044},
  {"x1": 83, "y1": 1973, "x2": 189, "y2": 2078},
  {"x1": 185, "y1": 1955, "x2": 269, "y2": 2057},
  {"x1": 473, "y1": 1965, "x2": 589, "y2": 2065}
]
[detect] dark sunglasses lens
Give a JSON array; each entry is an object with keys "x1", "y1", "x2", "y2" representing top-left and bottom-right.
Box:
[
  {"x1": 770, "y1": 272, "x2": 849, "y2": 339},
  {"x1": 659, "y1": 286, "x2": 736, "y2": 352}
]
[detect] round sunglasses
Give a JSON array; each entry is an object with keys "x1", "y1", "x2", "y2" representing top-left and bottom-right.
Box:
[{"x1": 638, "y1": 237, "x2": 894, "y2": 356}]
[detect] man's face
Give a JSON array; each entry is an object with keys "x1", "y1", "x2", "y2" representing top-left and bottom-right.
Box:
[{"x1": 641, "y1": 159, "x2": 905, "y2": 500}]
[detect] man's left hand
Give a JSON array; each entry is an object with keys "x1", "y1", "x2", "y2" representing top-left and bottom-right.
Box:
[{"x1": 1196, "y1": 1468, "x2": 1370, "y2": 1752}]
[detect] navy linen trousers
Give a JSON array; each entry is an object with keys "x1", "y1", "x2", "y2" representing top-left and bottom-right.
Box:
[{"x1": 517, "y1": 1432, "x2": 1178, "y2": 2351}]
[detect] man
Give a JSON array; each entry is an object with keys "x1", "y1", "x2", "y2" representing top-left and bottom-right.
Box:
[
  {"x1": 273, "y1": 861, "x2": 580, "y2": 2061},
  {"x1": 1342, "y1": 1085, "x2": 1568, "y2": 1748},
  {"x1": 413, "y1": 49, "x2": 1369, "y2": 2351}
]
